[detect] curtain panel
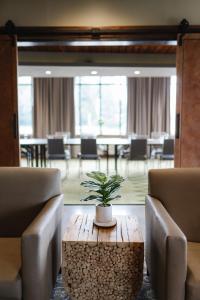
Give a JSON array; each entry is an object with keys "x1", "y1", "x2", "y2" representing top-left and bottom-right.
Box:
[
  {"x1": 127, "y1": 77, "x2": 170, "y2": 137},
  {"x1": 34, "y1": 78, "x2": 75, "y2": 138}
]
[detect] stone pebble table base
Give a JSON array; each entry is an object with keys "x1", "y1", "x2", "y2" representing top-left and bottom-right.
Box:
[{"x1": 62, "y1": 214, "x2": 144, "y2": 300}]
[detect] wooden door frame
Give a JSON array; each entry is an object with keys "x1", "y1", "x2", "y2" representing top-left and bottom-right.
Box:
[{"x1": 1, "y1": 18, "x2": 200, "y2": 167}]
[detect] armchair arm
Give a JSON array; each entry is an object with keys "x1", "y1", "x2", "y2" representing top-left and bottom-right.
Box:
[
  {"x1": 22, "y1": 195, "x2": 63, "y2": 300},
  {"x1": 145, "y1": 195, "x2": 187, "y2": 300}
]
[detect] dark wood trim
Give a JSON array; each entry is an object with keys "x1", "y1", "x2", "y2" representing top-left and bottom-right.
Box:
[
  {"x1": 0, "y1": 25, "x2": 179, "y2": 42},
  {"x1": 1, "y1": 19, "x2": 200, "y2": 54},
  {"x1": 1, "y1": 20, "x2": 200, "y2": 44},
  {"x1": 1, "y1": 24, "x2": 180, "y2": 40}
]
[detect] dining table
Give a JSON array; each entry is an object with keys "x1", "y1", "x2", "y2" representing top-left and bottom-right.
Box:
[{"x1": 20, "y1": 137, "x2": 164, "y2": 173}]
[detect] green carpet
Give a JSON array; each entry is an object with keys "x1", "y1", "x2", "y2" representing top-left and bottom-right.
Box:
[
  {"x1": 61, "y1": 158, "x2": 173, "y2": 205},
  {"x1": 22, "y1": 157, "x2": 173, "y2": 205},
  {"x1": 62, "y1": 172, "x2": 148, "y2": 205},
  {"x1": 21, "y1": 157, "x2": 149, "y2": 204},
  {"x1": 62, "y1": 175, "x2": 147, "y2": 205}
]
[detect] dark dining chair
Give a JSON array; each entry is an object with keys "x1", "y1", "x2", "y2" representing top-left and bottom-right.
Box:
[
  {"x1": 126, "y1": 139, "x2": 148, "y2": 175},
  {"x1": 150, "y1": 131, "x2": 169, "y2": 159},
  {"x1": 47, "y1": 138, "x2": 70, "y2": 173},
  {"x1": 78, "y1": 138, "x2": 100, "y2": 174},
  {"x1": 159, "y1": 139, "x2": 174, "y2": 167}
]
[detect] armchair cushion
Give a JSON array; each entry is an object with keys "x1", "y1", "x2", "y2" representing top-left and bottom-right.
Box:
[
  {"x1": 0, "y1": 168, "x2": 61, "y2": 237},
  {"x1": 0, "y1": 238, "x2": 22, "y2": 300},
  {"x1": 146, "y1": 195, "x2": 187, "y2": 300},
  {"x1": 186, "y1": 242, "x2": 200, "y2": 300},
  {"x1": 148, "y1": 168, "x2": 200, "y2": 242}
]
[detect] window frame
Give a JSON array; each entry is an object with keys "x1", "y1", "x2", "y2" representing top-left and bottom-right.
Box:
[
  {"x1": 18, "y1": 76, "x2": 34, "y2": 137},
  {"x1": 74, "y1": 76, "x2": 128, "y2": 137}
]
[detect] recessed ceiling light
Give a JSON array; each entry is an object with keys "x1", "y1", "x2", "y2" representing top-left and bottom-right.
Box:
[
  {"x1": 45, "y1": 70, "x2": 51, "y2": 75},
  {"x1": 134, "y1": 70, "x2": 141, "y2": 75},
  {"x1": 91, "y1": 70, "x2": 98, "y2": 75}
]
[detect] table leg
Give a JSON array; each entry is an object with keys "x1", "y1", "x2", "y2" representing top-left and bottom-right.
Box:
[
  {"x1": 43, "y1": 145, "x2": 47, "y2": 167},
  {"x1": 40, "y1": 145, "x2": 43, "y2": 167},
  {"x1": 31, "y1": 146, "x2": 34, "y2": 167},
  {"x1": 114, "y1": 145, "x2": 118, "y2": 174},
  {"x1": 106, "y1": 144, "x2": 109, "y2": 174},
  {"x1": 39, "y1": 145, "x2": 46, "y2": 167},
  {"x1": 35, "y1": 145, "x2": 39, "y2": 167},
  {"x1": 148, "y1": 144, "x2": 152, "y2": 159}
]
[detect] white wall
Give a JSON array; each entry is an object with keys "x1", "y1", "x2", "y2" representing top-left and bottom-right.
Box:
[{"x1": 1, "y1": 0, "x2": 200, "y2": 27}]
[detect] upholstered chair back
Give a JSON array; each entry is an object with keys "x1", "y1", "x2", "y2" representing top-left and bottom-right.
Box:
[
  {"x1": 0, "y1": 167, "x2": 61, "y2": 237},
  {"x1": 148, "y1": 168, "x2": 200, "y2": 242}
]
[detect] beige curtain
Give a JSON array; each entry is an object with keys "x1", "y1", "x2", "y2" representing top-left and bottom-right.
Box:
[
  {"x1": 127, "y1": 77, "x2": 170, "y2": 136},
  {"x1": 34, "y1": 78, "x2": 74, "y2": 138}
]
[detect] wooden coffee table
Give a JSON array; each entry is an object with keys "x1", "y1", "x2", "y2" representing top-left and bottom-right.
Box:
[{"x1": 62, "y1": 214, "x2": 144, "y2": 300}]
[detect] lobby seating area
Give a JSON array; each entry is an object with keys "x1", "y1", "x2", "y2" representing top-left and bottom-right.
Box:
[
  {"x1": 2, "y1": 1, "x2": 200, "y2": 300},
  {"x1": 2, "y1": 167, "x2": 200, "y2": 299}
]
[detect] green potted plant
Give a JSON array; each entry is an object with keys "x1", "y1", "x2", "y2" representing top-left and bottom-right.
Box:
[{"x1": 81, "y1": 171, "x2": 124, "y2": 226}]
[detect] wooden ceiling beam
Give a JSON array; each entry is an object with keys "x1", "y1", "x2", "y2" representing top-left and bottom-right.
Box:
[
  {"x1": 1, "y1": 24, "x2": 180, "y2": 41},
  {"x1": 1, "y1": 19, "x2": 198, "y2": 44},
  {"x1": 0, "y1": 19, "x2": 198, "y2": 54}
]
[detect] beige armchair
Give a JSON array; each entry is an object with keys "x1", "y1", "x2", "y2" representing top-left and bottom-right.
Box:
[
  {"x1": 146, "y1": 168, "x2": 200, "y2": 300},
  {"x1": 0, "y1": 167, "x2": 63, "y2": 300}
]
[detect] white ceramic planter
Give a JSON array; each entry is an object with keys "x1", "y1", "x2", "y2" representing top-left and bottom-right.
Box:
[{"x1": 96, "y1": 204, "x2": 112, "y2": 223}]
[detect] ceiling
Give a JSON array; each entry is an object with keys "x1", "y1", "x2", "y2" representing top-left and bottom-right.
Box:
[{"x1": 18, "y1": 66, "x2": 176, "y2": 77}]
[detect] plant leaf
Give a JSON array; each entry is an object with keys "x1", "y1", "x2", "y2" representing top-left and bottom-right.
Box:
[
  {"x1": 81, "y1": 194, "x2": 103, "y2": 202},
  {"x1": 105, "y1": 195, "x2": 121, "y2": 202},
  {"x1": 107, "y1": 185, "x2": 121, "y2": 196},
  {"x1": 110, "y1": 175, "x2": 124, "y2": 184},
  {"x1": 86, "y1": 171, "x2": 107, "y2": 183},
  {"x1": 80, "y1": 180, "x2": 101, "y2": 190}
]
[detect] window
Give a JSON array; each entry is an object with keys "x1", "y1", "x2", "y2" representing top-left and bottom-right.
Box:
[
  {"x1": 75, "y1": 76, "x2": 127, "y2": 136},
  {"x1": 18, "y1": 76, "x2": 33, "y2": 136}
]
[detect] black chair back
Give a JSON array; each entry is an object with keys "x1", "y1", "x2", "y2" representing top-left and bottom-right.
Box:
[
  {"x1": 81, "y1": 138, "x2": 97, "y2": 155},
  {"x1": 129, "y1": 139, "x2": 147, "y2": 160},
  {"x1": 48, "y1": 138, "x2": 65, "y2": 159},
  {"x1": 163, "y1": 139, "x2": 174, "y2": 155}
]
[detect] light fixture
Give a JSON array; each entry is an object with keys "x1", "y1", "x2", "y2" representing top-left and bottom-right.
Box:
[
  {"x1": 91, "y1": 70, "x2": 98, "y2": 75},
  {"x1": 134, "y1": 70, "x2": 141, "y2": 75},
  {"x1": 45, "y1": 70, "x2": 51, "y2": 75}
]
